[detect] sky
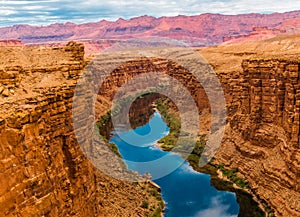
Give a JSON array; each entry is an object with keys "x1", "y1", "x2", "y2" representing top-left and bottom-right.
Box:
[{"x1": 1, "y1": 0, "x2": 300, "y2": 27}]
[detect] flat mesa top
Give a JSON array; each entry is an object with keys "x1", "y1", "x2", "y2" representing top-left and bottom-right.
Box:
[{"x1": 0, "y1": 43, "x2": 84, "y2": 116}]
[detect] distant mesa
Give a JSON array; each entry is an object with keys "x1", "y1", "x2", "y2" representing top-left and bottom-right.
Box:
[
  {"x1": 0, "y1": 10, "x2": 300, "y2": 52},
  {"x1": 0, "y1": 39, "x2": 23, "y2": 46},
  {"x1": 222, "y1": 26, "x2": 286, "y2": 44}
]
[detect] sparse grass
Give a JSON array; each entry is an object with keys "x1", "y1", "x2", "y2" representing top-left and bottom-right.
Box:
[
  {"x1": 155, "y1": 97, "x2": 209, "y2": 163},
  {"x1": 265, "y1": 205, "x2": 275, "y2": 217},
  {"x1": 96, "y1": 111, "x2": 123, "y2": 158},
  {"x1": 96, "y1": 111, "x2": 112, "y2": 139},
  {"x1": 217, "y1": 164, "x2": 249, "y2": 189},
  {"x1": 156, "y1": 97, "x2": 181, "y2": 151},
  {"x1": 108, "y1": 142, "x2": 122, "y2": 158},
  {"x1": 96, "y1": 111, "x2": 111, "y2": 133},
  {"x1": 141, "y1": 201, "x2": 149, "y2": 209},
  {"x1": 150, "y1": 207, "x2": 162, "y2": 217},
  {"x1": 149, "y1": 189, "x2": 162, "y2": 200}
]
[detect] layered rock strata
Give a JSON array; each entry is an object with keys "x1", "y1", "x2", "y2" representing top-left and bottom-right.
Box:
[
  {"x1": 0, "y1": 42, "x2": 163, "y2": 217},
  {"x1": 215, "y1": 58, "x2": 300, "y2": 217}
]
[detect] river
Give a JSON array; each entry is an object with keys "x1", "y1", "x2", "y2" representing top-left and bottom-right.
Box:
[{"x1": 110, "y1": 112, "x2": 239, "y2": 217}]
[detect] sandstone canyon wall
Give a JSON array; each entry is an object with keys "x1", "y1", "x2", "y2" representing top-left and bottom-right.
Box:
[
  {"x1": 198, "y1": 39, "x2": 300, "y2": 216},
  {"x1": 226, "y1": 58, "x2": 299, "y2": 216},
  {"x1": 210, "y1": 58, "x2": 300, "y2": 217},
  {"x1": 0, "y1": 43, "x2": 163, "y2": 217}
]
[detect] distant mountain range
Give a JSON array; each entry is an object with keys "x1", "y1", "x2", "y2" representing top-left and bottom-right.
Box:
[{"x1": 1, "y1": 10, "x2": 300, "y2": 52}]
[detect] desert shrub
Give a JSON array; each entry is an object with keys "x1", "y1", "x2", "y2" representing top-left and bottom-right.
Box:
[{"x1": 141, "y1": 201, "x2": 149, "y2": 209}]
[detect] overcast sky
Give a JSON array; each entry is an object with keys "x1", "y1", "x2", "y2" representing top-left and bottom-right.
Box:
[{"x1": 1, "y1": 0, "x2": 300, "y2": 27}]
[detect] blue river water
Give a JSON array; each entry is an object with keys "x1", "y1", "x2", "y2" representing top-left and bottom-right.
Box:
[{"x1": 110, "y1": 112, "x2": 239, "y2": 217}]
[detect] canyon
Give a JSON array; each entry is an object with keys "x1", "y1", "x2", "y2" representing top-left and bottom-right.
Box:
[
  {"x1": 93, "y1": 35, "x2": 300, "y2": 216},
  {"x1": 0, "y1": 34, "x2": 300, "y2": 217}
]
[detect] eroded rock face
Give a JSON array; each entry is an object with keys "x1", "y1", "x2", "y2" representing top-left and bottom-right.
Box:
[
  {"x1": 87, "y1": 48, "x2": 300, "y2": 216},
  {"x1": 0, "y1": 43, "x2": 163, "y2": 217},
  {"x1": 93, "y1": 54, "x2": 300, "y2": 216},
  {"x1": 0, "y1": 88, "x2": 102, "y2": 217},
  {"x1": 239, "y1": 59, "x2": 300, "y2": 146},
  {"x1": 94, "y1": 57, "x2": 212, "y2": 136},
  {"x1": 0, "y1": 42, "x2": 100, "y2": 217},
  {"x1": 216, "y1": 58, "x2": 300, "y2": 217}
]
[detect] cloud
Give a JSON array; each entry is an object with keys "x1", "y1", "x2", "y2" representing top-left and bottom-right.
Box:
[
  {"x1": 178, "y1": 162, "x2": 203, "y2": 175},
  {"x1": 1, "y1": 0, "x2": 300, "y2": 27},
  {"x1": 0, "y1": 8, "x2": 16, "y2": 16},
  {"x1": 194, "y1": 195, "x2": 238, "y2": 217}
]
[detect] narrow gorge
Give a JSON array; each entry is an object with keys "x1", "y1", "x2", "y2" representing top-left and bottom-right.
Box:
[{"x1": 0, "y1": 38, "x2": 299, "y2": 216}]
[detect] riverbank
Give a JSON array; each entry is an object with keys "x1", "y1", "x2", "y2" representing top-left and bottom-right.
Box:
[
  {"x1": 96, "y1": 95, "x2": 270, "y2": 217},
  {"x1": 96, "y1": 111, "x2": 165, "y2": 217},
  {"x1": 109, "y1": 112, "x2": 240, "y2": 217},
  {"x1": 154, "y1": 97, "x2": 269, "y2": 217}
]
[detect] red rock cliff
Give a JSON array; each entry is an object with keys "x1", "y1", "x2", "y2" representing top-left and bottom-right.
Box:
[
  {"x1": 0, "y1": 43, "x2": 163, "y2": 217},
  {"x1": 216, "y1": 58, "x2": 300, "y2": 217},
  {"x1": 0, "y1": 39, "x2": 23, "y2": 46}
]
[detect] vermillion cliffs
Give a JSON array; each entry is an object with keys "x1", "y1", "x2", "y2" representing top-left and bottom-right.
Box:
[
  {"x1": 0, "y1": 40, "x2": 23, "y2": 47},
  {"x1": 1, "y1": 11, "x2": 300, "y2": 48}
]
